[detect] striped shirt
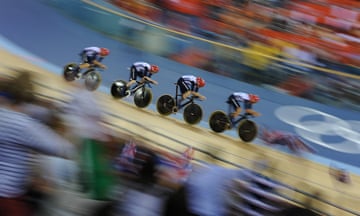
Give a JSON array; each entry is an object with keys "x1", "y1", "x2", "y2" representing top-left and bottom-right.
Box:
[
  {"x1": 130, "y1": 62, "x2": 152, "y2": 81},
  {"x1": 178, "y1": 75, "x2": 199, "y2": 93},
  {"x1": 0, "y1": 107, "x2": 75, "y2": 198}
]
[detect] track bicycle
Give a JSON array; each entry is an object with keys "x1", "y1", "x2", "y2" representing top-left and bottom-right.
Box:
[
  {"x1": 63, "y1": 62, "x2": 102, "y2": 91},
  {"x1": 156, "y1": 83, "x2": 203, "y2": 125},
  {"x1": 111, "y1": 79, "x2": 153, "y2": 108},
  {"x1": 209, "y1": 111, "x2": 258, "y2": 142}
]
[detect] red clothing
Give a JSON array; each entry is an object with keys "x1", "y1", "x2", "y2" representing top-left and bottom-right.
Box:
[{"x1": 0, "y1": 196, "x2": 32, "y2": 216}]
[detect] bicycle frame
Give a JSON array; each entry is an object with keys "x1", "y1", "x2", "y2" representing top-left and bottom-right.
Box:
[
  {"x1": 175, "y1": 84, "x2": 195, "y2": 110},
  {"x1": 227, "y1": 104, "x2": 252, "y2": 126},
  {"x1": 130, "y1": 80, "x2": 152, "y2": 96},
  {"x1": 80, "y1": 64, "x2": 103, "y2": 76}
]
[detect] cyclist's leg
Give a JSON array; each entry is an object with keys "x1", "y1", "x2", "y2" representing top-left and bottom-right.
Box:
[
  {"x1": 125, "y1": 82, "x2": 138, "y2": 97},
  {"x1": 79, "y1": 55, "x2": 93, "y2": 69},
  {"x1": 76, "y1": 56, "x2": 92, "y2": 79},
  {"x1": 228, "y1": 96, "x2": 240, "y2": 124},
  {"x1": 126, "y1": 66, "x2": 138, "y2": 89},
  {"x1": 176, "y1": 79, "x2": 188, "y2": 106}
]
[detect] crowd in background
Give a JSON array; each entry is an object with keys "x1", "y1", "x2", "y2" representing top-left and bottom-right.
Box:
[
  {"x1": 110, "y1": 0, "x2": 360, "y2": 111},
  {"x1": 0, "y1": 69, "x2": 326, "y2": 215},
  {"x1": 112, "y1": 0, "x2": 360, "y2": 67}
]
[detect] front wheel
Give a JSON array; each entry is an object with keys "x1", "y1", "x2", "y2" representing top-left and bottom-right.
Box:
[
  {"x1": 209, "y1": 110, "x2": 230, "y2": 133},
  {"x1": 134, "y1": 87, "x2": 152, "y2": 108},
  {"x1": 183, "y1": 103, "x2": 202, "y2": 125},
  {"x1": 111, "y1": 80, "x2": 128, "y2": 98},
  {"x1": 156, "y1": 94, "x2": 175, "y2": 116},
  {"x1": 63, "y1": 63, "x2": 77, "y2": 81},
  {"x1": 84, "y1": 70, "x2": 102, "y2": 91},
  {"x1": 237, "y1": 119, "x2": 258, "y2": 142}
]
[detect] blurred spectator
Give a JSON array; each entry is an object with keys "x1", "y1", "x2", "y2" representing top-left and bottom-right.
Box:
[
  {"x1": 60, "y1": 82, "x2": 116, "y2": 201},
  {"x1": 170, "y1": 48, "x2": 212, "y2": 69},
  {"x1": 227, "y1": 169, "x2": 290, "y2": 215},
  {"x1": 269, "y1": 8, "x2": 290, "y2": 32},
  {"x1": 164, "y1": 165, "x2": 241, "y2": 216},
  {"x1": 164, "y1": 165, "x2": 290, "y2": 216},
  {"x1": 276, "y1": 73, "x2": 315, "y2": 97},
  {"x1": 282, "y1": 44, "x2": 323, "y2": 68},
  {"x1": 279, "y1": 206, "x2": 321, "y2": 216},
  {"x1": 0, "y1": 70, "x2": 75, "y2": 216},
  {"x1": 114, "y1": 140, "x2": 191, "y2": 216},
  {"x1": 260, "y1": 126, "x2": 316, "y2": 154},
  {"x1": 115, "y1": 140, "x2": 169, "y2": 216},
  {"x1": 241, "y1": 40, "x2": 281, "y2": 83},
  {"x1": 329, "y1": 164, "x2": 351, "y2": 185},
  {"x1": 335, "y1": 26, "x2": 360, "y2": 67},
  {"x1": 60, "y1": 82, "x2": 108, "y2": 141}
]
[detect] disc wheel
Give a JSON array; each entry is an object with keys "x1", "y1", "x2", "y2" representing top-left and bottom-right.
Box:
[
  {"x1": 156, "y1": 94, "x2": 175, "y2": 116},
  {"x1": 134, "y1": 88, "x2": 152, "y2": 108},
  {"x1": 111, "y1": 80, "x2": 127, "y2": 98},
  {"x1": 84, "y1": 70, "x2": 102, "y2": 91},
  {"x1": 209, "y1": 110, "x2": 230, "y2": 133},
  {"x1": 183, "y1": 103, "x2": 202, "y2": 125},
  {"x1": 63, "y1": 63, "x2": 77, "y2": 81},
  {"x1": 238, "y1": 119, "x2": 258, "y2": 142}
]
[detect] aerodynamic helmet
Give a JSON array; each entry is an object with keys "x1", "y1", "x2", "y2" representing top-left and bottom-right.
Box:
[
  {"x1": 100, "y1": 47, "x2": 110, "y2": 56},
  {"x1": 151, "y1": 65, "x2": 159, "y2": 73},
  {"x1": 249, "y1": 94, "x2": 260, "y2": 103},
  {"x1": 196, "y1": 77, "x2": 206, "y2": 88}
]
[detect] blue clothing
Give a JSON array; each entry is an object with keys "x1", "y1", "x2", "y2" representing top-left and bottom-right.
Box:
[
  {"x1": 177, "y1": 75, "x2": 199, "y2": 94},
  {"x1": 129, "y1": 62, "x2": 153, "y2": 81},
  {"x1": 80, "y1": 47, "x2": 104, "y2": 65},
  {"x1": 185, "y1": 165, "x2": 244, "y2": 216},
  {"x1": 227, "y1": 92, "x2": 252, "y2": 110},
  {"x1": 0, "y1": 107, "x2": 75, "y2": 197}
]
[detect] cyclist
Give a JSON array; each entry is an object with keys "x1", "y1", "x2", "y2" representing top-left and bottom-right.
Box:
[
  {"x1": 227, "y1": 92, "x2": 260, "y2": 123},
  {"x1": 176, "y1": 75, "x2": 206, "y2": 102},
  {"x1": 75, "y1": 46, "x2": 110, "y2": 79},
  {"x1": 125, "y1": 62, "x2": 159, "y2": 95}
]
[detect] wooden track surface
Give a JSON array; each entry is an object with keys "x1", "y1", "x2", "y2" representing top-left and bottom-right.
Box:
[{"x1": 1, "y1": 48, "x2": 359, "y2": 215}]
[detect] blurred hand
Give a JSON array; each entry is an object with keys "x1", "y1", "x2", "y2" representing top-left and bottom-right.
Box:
[
  {"x1": 199, "y1": 95, "x2": 206, "y2": 101},
  {"x1": 253, "y1": 111, "x2": 261, "y2": 117}
]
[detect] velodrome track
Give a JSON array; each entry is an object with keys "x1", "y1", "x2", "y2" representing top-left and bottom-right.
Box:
[
  {"x1": 1, "y1": 46, "x2": 360, "y2": 215},
  {"x1": 2, "y1": 0, "x2": 360, "y2": 169},
  {"x1": 1, "y1": 0, "x2": 360, "y2": 214}
]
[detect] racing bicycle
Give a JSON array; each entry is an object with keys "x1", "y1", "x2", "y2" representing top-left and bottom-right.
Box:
[
  {"x1": 63, "y1": 62, "x2": 102, "y2": 91},
  {"x1": 209, "y1": 111, "x2": 258, "y2": 142},
  {"x1": 156, "y1": 83, "x2": 203, "y2": 125},
  {"x1": 111, "y1": 79, "x2": 153, "y2": 108}
]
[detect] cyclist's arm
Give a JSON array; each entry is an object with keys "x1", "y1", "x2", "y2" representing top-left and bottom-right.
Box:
[
  {"x1": 244, "y1": 109, "x2": 260, "y2": 116},
  {"x1": 191, "y1": 91, "x2": 206, "y2": 100},
  {"x1": 92, "y1": 60, "x2": 106, "y2": 69},
  {"x1": 143, "y1": 76, "x2": 158, "y2": 85},
  {"x1": 231, "y1": 107, "x2": 242, "y2": 118},
  {"x1": 243, "y1": 101, "x2": 260, "y2": 116}
]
